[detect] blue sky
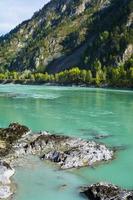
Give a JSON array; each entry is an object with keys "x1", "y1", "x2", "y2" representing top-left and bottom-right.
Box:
[{"x1": 0, "y1": 0, "x2": 50, "y2": 36}]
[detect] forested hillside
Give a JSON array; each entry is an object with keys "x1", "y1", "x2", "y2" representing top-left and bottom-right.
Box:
[{"x1": 0, "y1": 0, "x2": 132, "y2": 77}]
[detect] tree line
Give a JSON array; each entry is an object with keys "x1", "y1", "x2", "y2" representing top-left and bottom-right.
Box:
[{"x1": 0, "y1": 60, "x2": 133, "y2": 88}]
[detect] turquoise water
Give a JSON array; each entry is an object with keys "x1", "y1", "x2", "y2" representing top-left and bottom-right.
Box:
[{"x1": 0, "y1": 84, "x2": 133, "y2": 199}]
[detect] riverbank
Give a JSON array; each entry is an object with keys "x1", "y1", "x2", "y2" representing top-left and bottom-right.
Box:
[
  {"x1": 0, "y1": 80, "x2": 133, "y2": 91},
  {"x1": 0, "y1": 65, "x2": 133, "y2": 89}
]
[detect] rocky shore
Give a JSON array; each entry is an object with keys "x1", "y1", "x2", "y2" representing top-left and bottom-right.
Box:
[
  {"x1": 0, "y1": 123, "x2": 30, "y2": 199},
  {"x1": 80, "y1": 182, "x2": 133, "y2": 200},
  {"x1": 0, "y1": 123, "x2": 115, "y2": 199},
  {"x1": 0, "y1": 161, "x2": 15, "y2": 199},
  {"x1": 5, "y1": 125, "x2": 114, "y2": 169},
  {"x1": 0, "y1": 123, "x2": 132, "y2": 200}
]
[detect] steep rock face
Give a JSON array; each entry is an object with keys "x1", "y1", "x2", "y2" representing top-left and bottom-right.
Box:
[
  {"x1": 83, "y1": 0, "x2": 133, "y2": 68},
  {"x1": 122, "y1": 44, "x2": 133, "y2": 63},
  {"x1": 0, "y1": 0, "x2": 132, "y2": 73}
]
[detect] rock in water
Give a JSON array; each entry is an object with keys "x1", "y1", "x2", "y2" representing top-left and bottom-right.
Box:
[
  {"x1": 80, "y1": 182, "x2": 133, "y2": 200},
  {"x1": 0, "y1": 123, "x2": 114, "y2": 170},
  {"x1": 11, "y1": 132, "x2": 114, "y2": 169}
]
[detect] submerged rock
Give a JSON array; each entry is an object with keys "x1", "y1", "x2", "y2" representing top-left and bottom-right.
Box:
[
  {"x1": 94, "y1": 134, "x2": 112, "y2": 140},
  {"x1": 80, "y1": 182, "x2": 133, "y2": 200},
  {"x1": 113, "y1": 145, "x2": 129, "y2": 152},
  {"x1": 58, "y1": 184, "x2": 67, "y2": 191}
]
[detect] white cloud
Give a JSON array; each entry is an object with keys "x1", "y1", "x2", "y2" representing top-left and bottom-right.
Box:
[{"x1": 0, "y1": 0, "x2": 50, "y2": 35}]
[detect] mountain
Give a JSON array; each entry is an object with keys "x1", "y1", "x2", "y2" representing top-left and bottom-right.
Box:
[{"x1": 0, "y1": 0, "x2": 132, "y2": 73}]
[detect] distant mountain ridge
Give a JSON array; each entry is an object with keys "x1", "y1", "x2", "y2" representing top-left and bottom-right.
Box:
[{"x1": 0, "y1": 0, "x2": 132, "y2": 73}]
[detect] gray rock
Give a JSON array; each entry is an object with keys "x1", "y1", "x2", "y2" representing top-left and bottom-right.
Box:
[
  {"x1": 0, "y1": 161, "x2": 15, "y2": 199},
  {"x1": 80, "y1": 182, "x2": 133, "y2": 200},
  {"x1": 9, "y1": 131, "x2": 114, "y2": 169}
]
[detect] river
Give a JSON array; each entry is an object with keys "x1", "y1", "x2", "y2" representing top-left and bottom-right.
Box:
[{"x1": 0, "y1": 84, "x2": 133, "y2": 200}]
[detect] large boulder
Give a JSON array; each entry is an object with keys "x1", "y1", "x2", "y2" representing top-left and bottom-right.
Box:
[
  {"x1": 0, "y1": 124, "x2": 114, "y2": 169},
  {"x1": 15, "y1": 132, "x2": 114, "y2": 169},
  {"x1": 0, "y1": 123, "x2": 114, "y2": 169},
  {"x1": 80, "y1": 182, "x2": 133, "y2": 200}
]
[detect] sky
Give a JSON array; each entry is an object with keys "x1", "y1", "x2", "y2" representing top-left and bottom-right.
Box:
[{"x1": 0, "y1": 0, "x2": 50, "y2": 36}]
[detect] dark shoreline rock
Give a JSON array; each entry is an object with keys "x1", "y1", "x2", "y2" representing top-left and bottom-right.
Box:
[
  {"x1": 80, "y1": 183, "x2": 133, "y2": 200},
  {"x1": 0, "y1": 123, "x2": 30, "y2": 156},
  {"x1": 0, "y1": 123, "x2": 30, "y2": 199}
]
